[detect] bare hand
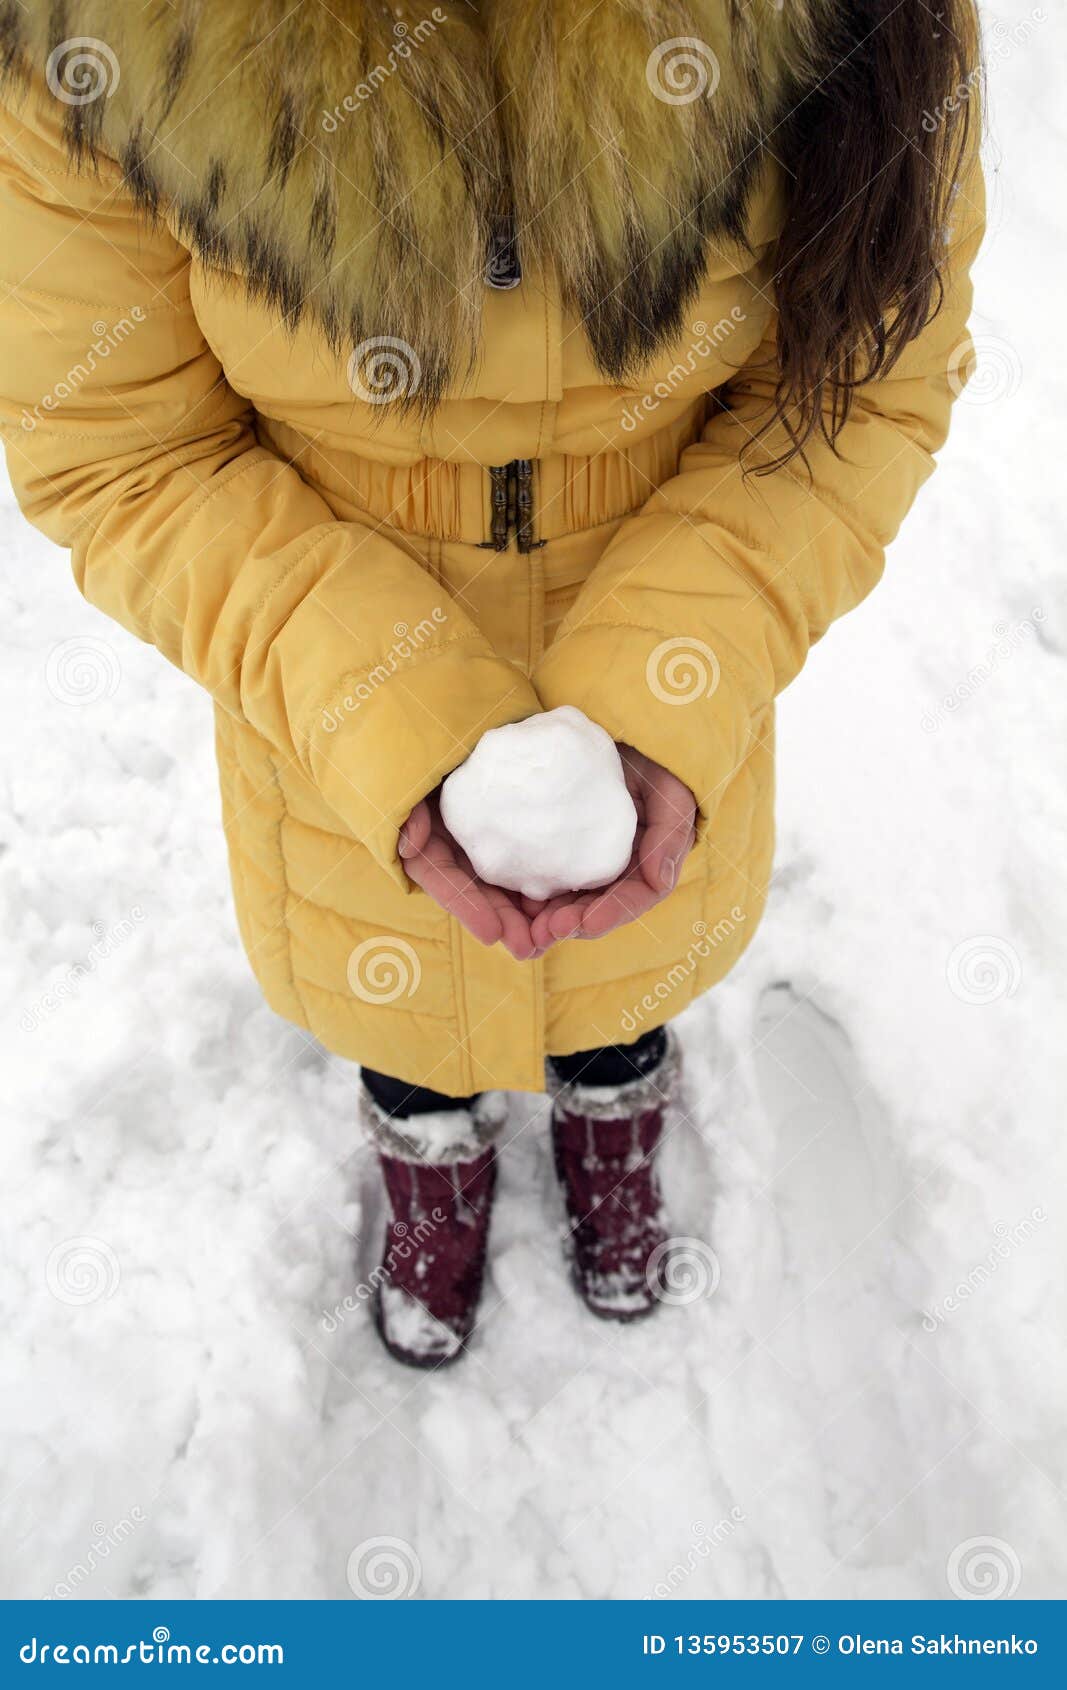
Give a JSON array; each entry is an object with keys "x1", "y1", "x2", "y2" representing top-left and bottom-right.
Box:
[
  {"x1": 526, "y1": 744, "x2": 696, "y2": 948},
  {"x1": 399, "y1": 789, "x2": 547, "y2": 961}
]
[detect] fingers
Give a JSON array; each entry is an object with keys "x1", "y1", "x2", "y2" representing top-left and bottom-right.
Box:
[
  {"x1": 529, "y1": 894, "x2": 591, "y2": 949},
  {"x1": 398, "y1": 799, "x2": 431, "y2": 860},
  {"x1": 536, "y1": 775, "x2": 692, "y2": 942},
  {"x1": 635, "y1": 764, "x2": 696, "y2": 895},
  {"x1": 519, "y1": 893, "x2": 551, "y2": 918},
  {"x1": 446, "y1": 840, "x2": 543, "y2": 960},
  {"x1": 403, "y1": 833, "x2": 503, "y2": 948},
  {"x1": 398, "y1": 752, "x2": 696, "y2": 958},
  {"x1": 404, "y1": 807, "x2": 543, "y2": 958},
  {"x1": 483, "y1": 883, "x2": 541, "y2": 961},
  {"x1": 580, "y1": 871, "x2": 662, "y2": 939}
]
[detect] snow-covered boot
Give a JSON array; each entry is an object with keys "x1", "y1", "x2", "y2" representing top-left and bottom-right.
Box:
[
  {"x1": 373, "y1": 1147, "x2": 497, "y2": 1367},
  {"x1": 361, "y1": 1091, "x2": 505, "y2": 1368},
  {"x1": 550, "y1": 1039, "x2": 678, "y2": 1321}
]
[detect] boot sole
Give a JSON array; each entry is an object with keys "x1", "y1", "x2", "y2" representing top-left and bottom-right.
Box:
[
  {"x1": 567, "y1": 1263, "x2": 661, "y2": 1324},
  {"x1": 580, "y1": 1295, "x2": 660, "y2": 1324}
]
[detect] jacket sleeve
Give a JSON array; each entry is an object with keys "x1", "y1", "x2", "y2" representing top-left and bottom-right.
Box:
[
  {"x1": 0, "y1": 87, "x2": 539, "y2": 886},
  {"x1": 536, "y1": 156, "x2": 986, "y2": 832}
]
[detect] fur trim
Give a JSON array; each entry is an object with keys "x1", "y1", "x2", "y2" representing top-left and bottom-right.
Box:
[
  {"x1": 549, "y1": 1030, "x2": 682, "y2": 1120},
  {"x1": 487, "y1": 1, "x2": 830, "y2": 377},
  {"x1": 0, "y1": 0, "x2": 836, "y2": 398},
  {"x1": 360, "y1": 1086, "x2": 507, "y2": 1165}
]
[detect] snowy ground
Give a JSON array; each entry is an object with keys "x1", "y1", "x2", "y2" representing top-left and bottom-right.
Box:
[{"x1": 1, "y1": 3, "x2": 1064, "y2": 1602}]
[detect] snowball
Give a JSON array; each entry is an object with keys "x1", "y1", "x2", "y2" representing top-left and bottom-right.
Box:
[{"x1": 440, "y1": 706, "x2": 637, "y2": 901}]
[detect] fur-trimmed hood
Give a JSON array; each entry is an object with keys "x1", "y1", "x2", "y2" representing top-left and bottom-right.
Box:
[{"x1": 1, "y1": 0, "x2": 840, "y2": 399}]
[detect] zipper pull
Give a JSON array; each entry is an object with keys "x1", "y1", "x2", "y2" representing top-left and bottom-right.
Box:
[{"x1": 485, "y1": 214, "x2": 522, "y2": 291}]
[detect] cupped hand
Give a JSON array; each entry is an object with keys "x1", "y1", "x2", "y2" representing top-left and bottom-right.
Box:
[
  {"x1": 399, "y1": 789, "x2": 547, "y2": 961},
  {"x1": 526, "y1": 744, "x2": 696, "y2": 948}
]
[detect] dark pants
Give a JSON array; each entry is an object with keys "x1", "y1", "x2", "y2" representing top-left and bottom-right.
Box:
[{"x1": 363, "y1": 1026, "x2": 668, "y2": 1120}]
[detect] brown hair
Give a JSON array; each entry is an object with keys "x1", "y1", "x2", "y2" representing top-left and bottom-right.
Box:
[{"x1": 764, "y1": 0, "x2": 981, "y2": 468}]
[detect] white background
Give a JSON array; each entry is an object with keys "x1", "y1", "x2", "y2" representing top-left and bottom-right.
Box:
[{"x1": 1, "y1": 2, "x2": 1063, "y2": 1600}]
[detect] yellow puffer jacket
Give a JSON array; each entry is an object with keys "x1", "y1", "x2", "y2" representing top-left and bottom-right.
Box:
[{"x1": 0, "y1": 2, "x2": 983, "y2": 1094}]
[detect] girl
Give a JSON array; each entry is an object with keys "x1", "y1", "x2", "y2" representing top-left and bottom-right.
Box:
[{"x1": 0, "y1": 1, "x2": 983, "y2": 1366}]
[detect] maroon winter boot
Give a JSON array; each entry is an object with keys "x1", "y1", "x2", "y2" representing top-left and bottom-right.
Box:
[
  {"x1": 372, "y1": 1145, "x2": 498, "y2": 1367},
  {"x1": 551, "y1": 1044, "x2": 678, "y2": 1321}
]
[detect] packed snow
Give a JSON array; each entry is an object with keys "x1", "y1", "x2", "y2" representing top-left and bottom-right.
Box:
[
  {"x1": 0, "y1": 3, "x2": 1063, "y2": 1601},
  {"x1": 376, "y1": 1284, "x2": 463, "y2": 1367},
  {"x1": 441, "y1": 706, "x2": 637, "y2": 899}
]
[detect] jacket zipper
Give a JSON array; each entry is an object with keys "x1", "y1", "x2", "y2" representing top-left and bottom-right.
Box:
[{"x1": 479, "y1": 460, "x2": 546, "y2": 553}]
